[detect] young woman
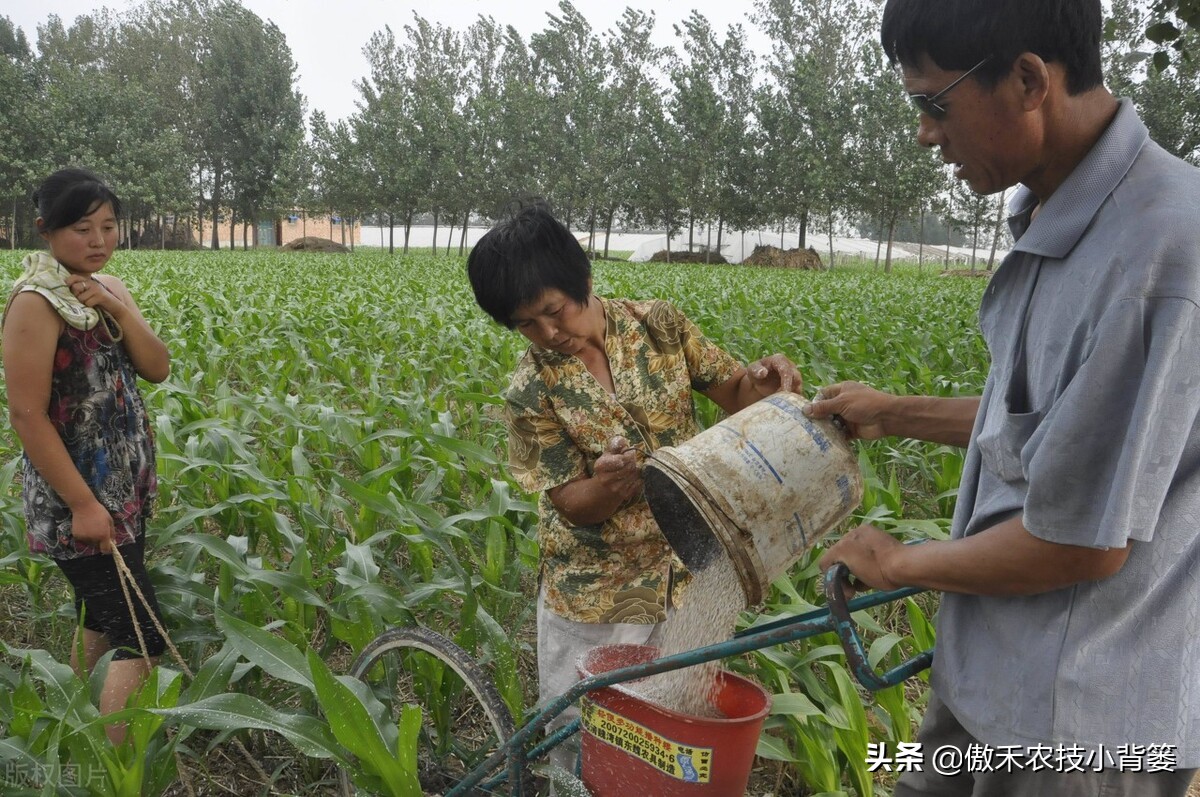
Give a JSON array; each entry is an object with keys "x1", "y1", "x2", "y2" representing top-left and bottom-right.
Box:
[{"x1": 2, "y1": 168, "x2": 170, "y2": 744}]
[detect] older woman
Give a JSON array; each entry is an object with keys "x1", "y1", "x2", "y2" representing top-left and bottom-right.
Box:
[{"x1": 467, "y1": 202, "x2": 802, "y2": 779}]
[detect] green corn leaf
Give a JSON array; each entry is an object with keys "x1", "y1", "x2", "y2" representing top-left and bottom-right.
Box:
[
  {"x1": 184, "y1": 645, "x2": 240, "y2": 703},
  {"x1": 152, "y1": 693, "x2": 344, "y2": 761},
  {"x1": 306, "y1": 650, "x2": 420, "y2": 797},
  {"x1": 769, "y1": 691, "x2": 824, "y2": 718},
  {"x1": 216, "y1": 609, "x2": 313, "y2": 691}
]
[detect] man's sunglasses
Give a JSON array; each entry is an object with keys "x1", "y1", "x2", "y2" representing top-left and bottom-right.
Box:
[{"x1": 908, "y1": 56, "x2": 992, "y2": 120}]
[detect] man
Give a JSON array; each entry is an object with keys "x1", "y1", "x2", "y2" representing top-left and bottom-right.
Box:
[{"x1": 807, "y1": 1, "x2": 1200, "y2": 795}]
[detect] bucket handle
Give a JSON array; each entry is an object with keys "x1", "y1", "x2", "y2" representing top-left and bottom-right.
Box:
[{"x1": 823, "y1": 563, "x2": 934, "y2": 691}]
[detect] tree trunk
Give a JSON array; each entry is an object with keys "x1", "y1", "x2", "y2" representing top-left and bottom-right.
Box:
[
  {"x1": 349, "y1": 216, "x2": 355, "y2": 252},
  {"x1": 716, "y1": 216, "x2": 724, "y2": 262},
  {"x1": 688, "y1": 213, "x2": 695, "y2": 253},
  {"x1": 587, "y1": 206, "x2": 597, "y2": 254},
  {"x1": 388, "y1": 212, "x2": 395, "y2": 255},
  {"x1": 404, "y1": 210, "x2": 413, "y2": 253},
  {"x1": 987, "y1": 189, "x2": 1006, "y2": 271},
  {"x1": 603, "y1": 207, "x2": 615, "y2": 259},
  {"x1": 798, "y1": 207, "x2": 808, "y2": 248},
  {"x1": 665, "y1": 214, "x2": 672, "y2": 264},
  {"x1": 302, "y1": 210, "x2": 307, "y2": 238},
  {"x1": 884, "y1": 211, "x2": 897, "y2": 274},
  {"x1": 874, "y1": 216, "x2": 883, "y2": 270},
  {"x1": 229, "y1": 211, "x2": 235, "y2": 251},
  {"x1": 827, "y1": 207, "x2": 835, "y2": 269},
  {"x1": 210, "y1": 167, "x2": 222, "y2": 250},
  {"x1": 459, "y1": 211, "x2": 469, "y2": 255},
  {"x1": 971, "y1": 217, "x2": 980, "y2": 270},
  {"x1": 432, "y1": 211, "x2": 439, "y2": 251},
  {"x1": 918, "y1": 206, "x2": 925, "y2": 273},
  {"x1": 704, "y1": 220, "x2": 711, "y2": 264},
  {"x1": 329, "y1": 211, "x2": 333, "y2": 241}
]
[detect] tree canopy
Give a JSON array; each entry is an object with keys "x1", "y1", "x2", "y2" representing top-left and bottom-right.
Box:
[{"x1": 1, "y1": 0, "x2": 1196, "y2": 258}]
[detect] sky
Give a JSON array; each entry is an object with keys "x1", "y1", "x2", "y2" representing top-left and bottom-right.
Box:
[{"x1": 3, "y1": 0, "x2": 772, "y2": 122}]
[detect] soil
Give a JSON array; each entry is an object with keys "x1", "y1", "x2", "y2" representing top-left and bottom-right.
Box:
[
  {"x1": 281, "y1": 236, "x2": 351, "y2": 253},
  {"x1": 741, "y1": 245, "x2": 825, "y2": 270}
]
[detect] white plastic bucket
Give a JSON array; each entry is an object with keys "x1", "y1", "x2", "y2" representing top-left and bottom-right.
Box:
[{"x1": 644, "y1": 393, "x2": 863, "y2": 606}]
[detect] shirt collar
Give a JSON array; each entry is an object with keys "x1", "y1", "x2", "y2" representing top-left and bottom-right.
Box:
[{"x1": 1007, "y1": 98, "x2": 1149, "y2": 258}]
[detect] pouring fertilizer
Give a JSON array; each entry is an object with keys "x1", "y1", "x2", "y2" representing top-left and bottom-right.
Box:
[
  {"x1": 625, "y1": 393, "x2": 863, "y2": 719},
  {"x1": 557, "y1": 394, "x2": 867, "y2": 794},
  {"x1": 344, "y1": 392, "x2": 930, "y2": 797}
]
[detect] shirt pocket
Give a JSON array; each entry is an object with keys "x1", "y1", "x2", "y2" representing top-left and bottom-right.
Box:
[{"x1": 975, "y1": 406, "x2": 1042, "y2": 483}]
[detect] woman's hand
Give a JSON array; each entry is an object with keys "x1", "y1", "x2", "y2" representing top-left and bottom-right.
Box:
[
  {"x1": 591, "y1": 436, "x2": 642, "y2": 504},
  {"x1": 709, "y1": 353, "x2": 806, "y2": 414},
  {"x1": 68, "y1": 275, "x2": 126, "y2": 320},
  {"x1": 67, "y1": 274, "x2": 171, "y2": 383},
  {"x1": 547, "y1": 436, "x2": 643, "y2": 525},
  {"x1": 746, "y1": 353, "x2": 803, "y2": 398},
  {"x1": 69, "y1": 499, "x2": 116, "y2": 553}
]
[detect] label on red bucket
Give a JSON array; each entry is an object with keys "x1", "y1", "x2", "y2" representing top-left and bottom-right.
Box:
[{"x1": 580, "y1": 698, "x2": 713, "y2": 782}]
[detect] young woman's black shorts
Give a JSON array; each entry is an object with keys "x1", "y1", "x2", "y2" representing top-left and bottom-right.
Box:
[{"x1": 54, "y1": 538, "x2": 166, "y2": 661}]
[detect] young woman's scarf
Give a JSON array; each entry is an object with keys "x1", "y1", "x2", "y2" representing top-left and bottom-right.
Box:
[{"x1": 3, "y1": 252, "x2": 120, "y2": 339}]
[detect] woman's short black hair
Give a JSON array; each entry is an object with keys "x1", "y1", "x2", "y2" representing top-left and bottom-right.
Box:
[
  {"x1": 467, "y1": 200, "x2": 591, "y2": 328},
  {"x1": 881, "y1": 0, "x2": 1104, "y2": 95},
  {"x1": 33, "y1": 168, "x2": 122, "y2": 233}
]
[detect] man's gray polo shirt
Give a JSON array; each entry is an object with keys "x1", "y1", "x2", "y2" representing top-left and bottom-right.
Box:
[{"x1": 936, "y1": 99, "x2": 1200, "y2": 766}]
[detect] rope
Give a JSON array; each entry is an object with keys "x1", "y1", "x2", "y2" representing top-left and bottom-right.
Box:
[
  {"x1": 111, "y1": 545, "x2": 274, "y2": 789},
  {"x1": 112, "y1": 546, "x2": 179, "y2": 673}
]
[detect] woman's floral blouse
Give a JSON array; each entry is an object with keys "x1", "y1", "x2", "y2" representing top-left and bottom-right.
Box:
[{"x1": 503, "y1": 297, "x2": 740, "y2": 623}]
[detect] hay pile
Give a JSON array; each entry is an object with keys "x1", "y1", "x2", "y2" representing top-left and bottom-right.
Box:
[
  {"x1": 281, "y1": 237, "x2": 350, "y2": 253},
  {"x1": 742, "y1": 245, "x2": 825, "y2": 270}
]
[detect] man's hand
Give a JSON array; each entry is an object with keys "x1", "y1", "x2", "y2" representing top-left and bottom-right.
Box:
[
  {"x1": 818, "y1": 524, "x2": 904, "y2": 594},
  {"x1": 805, "y1": 381, "x2": 894, "y2": 440}
]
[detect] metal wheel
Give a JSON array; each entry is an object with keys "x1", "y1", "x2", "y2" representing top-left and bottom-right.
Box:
[{"x1": 337, "y1": 626, "x2": 516, "y2": 796}]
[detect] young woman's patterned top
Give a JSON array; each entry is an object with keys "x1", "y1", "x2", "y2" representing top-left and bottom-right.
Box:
[{"x1": 23, "y1": 320, "x2": 156, "y2": 559}]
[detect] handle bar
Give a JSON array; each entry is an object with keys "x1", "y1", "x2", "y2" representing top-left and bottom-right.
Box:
[{"x1": 823, "y1": 563, "x2": 934, "y2": 691}]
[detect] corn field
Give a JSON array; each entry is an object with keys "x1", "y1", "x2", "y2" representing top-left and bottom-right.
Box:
[{"x1": 0, "y1": 250, "x2": 990, "y2": 796}]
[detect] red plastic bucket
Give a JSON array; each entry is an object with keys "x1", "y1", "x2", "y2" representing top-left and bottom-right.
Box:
[{"x1": 576, "y1": 644, "x2": 770, "y2": 796}]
